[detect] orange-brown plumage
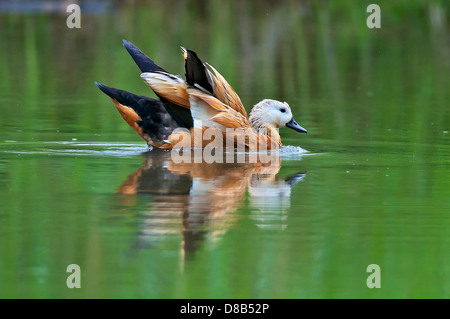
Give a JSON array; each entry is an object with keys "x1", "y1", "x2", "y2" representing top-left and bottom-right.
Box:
[
  {"x1": 142, "y1": 72, "x2": 190, "y2": 109},
  {"x1": 96, "y1": 41, "x2": 307, "y2": 150},
  {"x1": 205, "y1": 62, "x2": 247, "y2": 117},
  {"x1": 112, "y1": 98, "x2": 144, "y2": 138}
]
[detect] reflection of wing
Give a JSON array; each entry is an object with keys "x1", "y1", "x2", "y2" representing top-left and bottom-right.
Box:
[
  {"x1": 117, "y1": 154, "x2": 192, "y2": 195},
  {"x1": 249, "y1": 172, "x2": 306, "y2": 230},
  {"x1": 168, "y1": 160, "x2": 256, "y2": 250},
  {"x1": 176, "y1": 161, "x2": 253, "y2": 220},
  {"x1": 114, "y1": 150, "x2": 305, "y2": 264},
  {"x1": 116, "y1": 154, "x2": 191, "y2": 245},
  {"x1": 116, "y1": 152, "x2": 261, "y2": 259}
]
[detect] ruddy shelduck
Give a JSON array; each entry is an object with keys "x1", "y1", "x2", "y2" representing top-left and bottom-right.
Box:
[{"x1": 95, "y1": 40, "x2": 307, "y2": 149}]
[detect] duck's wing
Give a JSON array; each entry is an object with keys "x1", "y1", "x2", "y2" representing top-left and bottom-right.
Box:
[
  {"x1": 123, "y1": 40, "x2": 193, "y2": 129},
  {"x1": 205, "y1": 63, "x2": 247, "y2": 117},
  {"x1": 141, "y1": 72, "x2": 248, "y2": 130},
  {"x1": 95, "y1": 82, "x2": 177, "y2": 148},
  {"x1": 135, "y1": 44, "x2": 247, "y2": 132},
  {"x1": 187, "y1": 88, "x2": 250, "y2": 130},
  {"x1": 123, "y1": 40, "x2": 166, "y2": 74},
  {"x1": 182, "y1": 48, "x2": 215, "y2": 95},
  {"x1": 182, "y1": 48, "x2": 247, "y2": 117},
  {"x1": 141, "y1": 72, "x2": 190, "y2": 109}
]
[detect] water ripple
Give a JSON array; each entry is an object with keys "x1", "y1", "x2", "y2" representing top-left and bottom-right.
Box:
[
  {"x1": 1, "y1": 141, "x2": 314, "y2": 159},
  {"x1": 1, "y1": 141, "x2": 148, "y2": 157}
]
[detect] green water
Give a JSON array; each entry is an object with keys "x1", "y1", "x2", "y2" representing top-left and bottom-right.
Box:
[{"x1": 0, "y1": 1, "x2": 449, "y2": 299}]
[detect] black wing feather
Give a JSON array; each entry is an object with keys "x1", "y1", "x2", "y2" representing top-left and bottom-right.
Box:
[
  {"x1": 183, "y1": 48, "x2": 214, "y2": 95},
  {"x1": 122, "y1": 40, "x2": 166, "y2": 73},
  {"x1": 123, "y1": 40, "x2": 193, "y2": 129}
]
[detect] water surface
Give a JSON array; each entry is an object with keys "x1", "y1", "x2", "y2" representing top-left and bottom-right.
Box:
[{"x1": 0, "y1": 0, "x2": 449, "y2": 298}]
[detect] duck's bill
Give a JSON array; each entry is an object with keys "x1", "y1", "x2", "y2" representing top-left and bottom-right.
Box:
[{"x1": 286, "y1": 118, "x2": 307, "y2": 134}]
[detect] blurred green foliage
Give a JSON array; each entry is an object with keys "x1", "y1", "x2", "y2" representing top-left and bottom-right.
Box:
[{"x1": 0, "y1": 0, "x2": 449, "y2": 298}]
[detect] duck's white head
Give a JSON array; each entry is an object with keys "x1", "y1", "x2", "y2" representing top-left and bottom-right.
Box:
[{"x1": 249, "y1": 99, "x2": 307, "y2": 134}]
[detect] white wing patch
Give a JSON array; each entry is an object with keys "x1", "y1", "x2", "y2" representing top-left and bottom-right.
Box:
[{"x1": 189, "y1": 95, "x2": 225, "y2": 130}]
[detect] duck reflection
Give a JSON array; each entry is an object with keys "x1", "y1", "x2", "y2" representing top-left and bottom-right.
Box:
[{"x1": 116, "y1": 150, "x2": 306, "y2": 260}]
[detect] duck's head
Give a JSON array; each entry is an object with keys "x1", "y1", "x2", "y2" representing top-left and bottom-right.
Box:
[{"x1": 249, "y1": 99, "x2": 307, "y2": 134}]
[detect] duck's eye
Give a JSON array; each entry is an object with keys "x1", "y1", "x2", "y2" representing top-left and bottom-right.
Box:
[{"x1": 280, "y1": 108, "x2": 286, "y2": 113}]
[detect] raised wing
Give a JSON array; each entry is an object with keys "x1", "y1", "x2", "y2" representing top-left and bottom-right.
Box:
[
  {"x1": 182, "y1": 47, "x2": 215, "y2": 95},
  {"x1": 187, "y1": 88, "x2": 250, "y2": 130},
  {"x1": 182, "y1": 48, "x2": 247, "y2": 117},
  {"x1": 141, "y1": 72, "x2": 190, "y2": 109},
  {"x1": 123, "y1": 40, "x2": 193, "y2": 129},
  {"x1": 141, "y1": 47, "x2": 249, "y2": 132},
  {"x1": 205, "y1": 63, "x2": 247, "y2": 117}
]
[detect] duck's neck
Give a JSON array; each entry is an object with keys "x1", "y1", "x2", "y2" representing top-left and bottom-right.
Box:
[
  {"x1": 266, "y1": 128, "x2": 281, "y2": 145},
  {"x1": 249, "y1": 111, "x2": 281, "y2": 146},
  {"x1": 251, "y1": 125, "x2": 282, "y2": 148},
  {"x1": 251, "y1": 123, "x2": 279, "y2": 137}
]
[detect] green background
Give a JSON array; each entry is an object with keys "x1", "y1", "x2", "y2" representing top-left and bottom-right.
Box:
[{"x1": 0, "y1": 0, "x2": 449, "y2": 298}]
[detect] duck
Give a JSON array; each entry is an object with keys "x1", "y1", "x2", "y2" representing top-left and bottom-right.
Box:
[{"x1": 95, "y1": 40, "x2": 307, "y2": 150}]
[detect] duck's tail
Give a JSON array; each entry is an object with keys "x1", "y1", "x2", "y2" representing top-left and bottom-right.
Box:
[{"x1": 95, "y1": 82, "x2": 178, "y2": 148}]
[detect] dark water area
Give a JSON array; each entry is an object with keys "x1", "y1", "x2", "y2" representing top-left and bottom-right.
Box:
[{"x1": 0, "y1": 0, "x2": 449, "y2": 298}]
